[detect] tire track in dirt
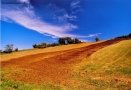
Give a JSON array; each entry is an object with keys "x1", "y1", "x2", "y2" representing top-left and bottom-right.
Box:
[{"x1": 1, "y1": 38, "x2": 130, "y2": 85}]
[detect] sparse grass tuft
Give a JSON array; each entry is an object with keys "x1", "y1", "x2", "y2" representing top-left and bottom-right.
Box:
[{"x1": 116, "y1": 68, "x2": 131, "y2": 75}]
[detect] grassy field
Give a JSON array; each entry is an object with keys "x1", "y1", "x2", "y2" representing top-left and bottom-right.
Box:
[
  {"x1": 1, "y1": 39, "x2": 131, "y2": 90},
  {"x1": 73, "y1": 40, "x2": 131, "y2": 89}
]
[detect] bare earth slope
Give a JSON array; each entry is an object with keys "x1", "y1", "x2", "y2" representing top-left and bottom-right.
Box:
[
  {"x1": 1, "y1": 42, "x2": 99, "y2": 61},
  {"x1": 1, "y1": 38, "x2": 131, "y2": 89}
]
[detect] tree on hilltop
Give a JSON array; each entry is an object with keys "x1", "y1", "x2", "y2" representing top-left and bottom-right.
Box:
[
  {"x1": 58, "y1": 38, "x2": 65, "y2": 45},
  {"x1": 95, "y1": 37, "x2": 100, "y2": 42},
  {"x1": 4, "y1": 44, "x2": 13, "y2": 53},
  {"x1": 129, "y1": 33, "x2": 131, "y2": 37},
  {"x1": 33, "y1": 43, "x2": 38, "y2": 48}
]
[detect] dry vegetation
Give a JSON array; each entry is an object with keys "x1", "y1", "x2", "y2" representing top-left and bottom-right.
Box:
[
  {"x1": 1, "y1": 38, "x2": 131, "y2": 90},
  {"x1": 1, "y1": 42, "x2": 95, "y2": 61}
]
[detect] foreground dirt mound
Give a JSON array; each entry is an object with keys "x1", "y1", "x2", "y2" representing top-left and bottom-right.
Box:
[{"x1": 1, "y1": 38, "x2": 130, "y2": 86}]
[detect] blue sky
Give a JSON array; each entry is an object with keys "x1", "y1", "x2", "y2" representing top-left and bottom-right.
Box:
[{"x1": 1, "y1": 0, "x2": 131, "y2": 50}]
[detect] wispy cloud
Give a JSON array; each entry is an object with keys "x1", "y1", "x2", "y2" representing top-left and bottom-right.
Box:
[
  {"x1": 1, "y1": 0, "x2": 100, "y2": 39},
  {"x1": 88, "y1": 33, "x2": 101, "y2": 37},
  {"x1": 57, "y1": 14, "x2": 78, "y2": 22},
  {"x1": 1, "y1": 5, "x2": 78, "y2": 37},
  {"x1": 70, "y1": 0, "x2": 81, "y2": 9},
  {"x1": 70, "y1": 0, "x2": 83, "y2": 14}
]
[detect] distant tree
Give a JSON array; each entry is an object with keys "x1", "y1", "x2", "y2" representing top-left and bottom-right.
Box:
[
  {"x1": 95, "y1": 37, "x2": 100, "y2": 42},
  {"x1": 33, "y1": 44, "x2": 38, "y2": 48},
  {"x1": 0, "y1": 50, "x2": 2, "y2": 54},
  {"x1": 14, "y1": 48, "x2": 18, "y2": 51},
  {"x1": 41, "y1": 42, "x2": 47, "y2": 48},
  {"x1": 129, "y1": 33, "x2": 131, "y2": 37},
  {"x1": 66, "y1": 37, "x2": 72, "y2": 44},
  {"x1": 58, "y1": 38, "x2": 65, "y2": 45},
  {"x1": 74, "y1": 38, "x2": 81, "y2": 44},
  {"x1": 4, "y1": 44, "x2": 13, "y2": 53},
  {"x1": 71, "y1": 39, "x2": 75, "y2": 44},
  {"x1": 51, "y1": 43, "x2": 58, "y2": 47},
  {"x1": 47, "y1": 44, "x2": 51, "y2": 47},
  {"x1": 37, "y1": 44, "x2": 43, "y2": 49}
]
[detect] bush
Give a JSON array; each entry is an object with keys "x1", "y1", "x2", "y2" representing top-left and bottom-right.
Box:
[
  {"x1": 0, "y1": 50, "x2": 2, "y2": 53},
  {"x1": 41, "y1": 42, "x2": 47, "y2": 48},
  {"x1": 47, "y1": 44, "x2": 51, "y2": 47},
  {"x1": 33, "y1": 44, "x2": 38, "y2": 48},
  {"x1": 15, "y1": 48, "x2": 18, "y2": 51},
  {"x1": 129, "y1": 33, "x2": 131, "y2": 37},
  {"x1": 37, "y1": 44, "x2": 43, "y2": 49},
  {"x1": 95, "y1": 37, "x2": 100, "y2": 42},
  {"x1": 51, "y1": 43, "x2": 59, "y2": 47}
]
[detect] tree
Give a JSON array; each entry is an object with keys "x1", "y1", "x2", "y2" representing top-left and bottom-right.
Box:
[
  {"x1": 15, "y1": 48, "x2": 18, "y2": 51},
  {"x1": 0, "y1": 50, "x2": 2, "y2": 54},
  {"x1": 58, "y1": 38, "x2": 65, "y2": 45},
  {"x1": 74, "y1": 38, "x2": 81, "y2": 44},
  {"x1": 66, "y1": 37, "x2": 72, "y2": 44},
  {"x1": 51, "y1": 43, "x2": 59, "y2": 47},
  {"x1": 4, "y1": 44, "x2": 13, "y2": 53},
  {"x1": 33, "y1": 44, "x2": 38, "y2": 48},
  {"x1": 95, "y1": 37, "x2": 100, "y2": 42},
  {"x1": 129, "y1": 33, "x2": 131, "y2": 37},
  {"x1": 37, "y1": 44, "x2": 43, "y2": 49},
  {"x1": 41, "y1": 42, "x2": 47, "y2": 48},
  {"x1": 47, "y1": 44, "x2": 51, "y2": 47}
]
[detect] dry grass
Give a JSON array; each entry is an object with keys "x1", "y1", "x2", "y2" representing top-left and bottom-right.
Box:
[
  {"x1": 1, "y1": 42, "x2": 92, "y2": 61},
  {"x1": 1, "y1": 41, "x2": 106, "y2": 62},
  {"x1": 74, "y1": 39, "x2": 131, "y2": 89}
]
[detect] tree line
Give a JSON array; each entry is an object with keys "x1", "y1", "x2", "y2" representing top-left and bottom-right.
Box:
[
  {"x1": 33, "y1": 37, "x2": 81, "y2": 49},
  {"x1": 115, "y1": 33, "x2": 131, "y2": 39},
  {"x1": 1, "y1": 33, "x2": 130, "y2": 54},
  {"x1": 0, "y1": 44, "x2": 18, "y2": 54}
]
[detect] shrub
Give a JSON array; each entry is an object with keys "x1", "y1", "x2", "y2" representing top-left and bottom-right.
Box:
[
  {"x1": 33, "y1": 44, "x2": 38, "y2": 48},
  {"x1": 51, "y1": 43, "x2": 59, "y2": 47},
  {"x1": 74, "y1": 38, "x2": 81, "y2": 44},
  {"x1": 95, "y1": 37, "x2": 100, "y2": 42},
  {"x1": 47, "y1": 44, "x2": 51, "y2": 47},
  {"x1": 41, "y1": 42, "x2": 47, "y2": 48},
  {"x1": 129, "y1": 33, "x2": 131, "y2": 37},
  {"x1": 0, "y1": 49, "x2": 2, "y2": 53},
  {"x1": 14, "y1": 48, "x2": 18, "y2": 51},
  {"x1": 37, "y1": 44, "x2": 43, "y2": 49}
]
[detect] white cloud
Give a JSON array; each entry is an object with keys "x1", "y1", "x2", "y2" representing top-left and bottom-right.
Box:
[
  {"x1": 1, "y1": 2, "x2": 100, "y2": 39},
  {"x1": 88, "y1": 33, "x2": 101, "y2": 37},
  {"x1": 52, "y1": 36, "x2": 58, "y2": 38},
  {"x1": 70, "y1": 0, "x2": 81, "y2": 9},
  {"x1": 1, "y1": 16, "x2": 12, "y2": 22},
  {"x1": 19, "y1": 0, "x2": 29, "y2": 3},
  {"x1": 1, "y1": 6, "x2": 79, "y2": 38},
  {"x1": 79, "y1": 39, "x2": 90, "y2": 42},
  {"x1": 64, "y1": 14, "x2": 77, "y2": 20}
]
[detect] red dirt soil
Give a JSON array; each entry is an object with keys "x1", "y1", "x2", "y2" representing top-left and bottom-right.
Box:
[{"x1": 1, "y1": 38, "x2": 130, "y2": 86}]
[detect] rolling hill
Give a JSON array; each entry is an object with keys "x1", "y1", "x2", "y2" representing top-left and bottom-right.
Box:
[{"x1": 1, "y1": 38, "x2": 131, "y2": 90}]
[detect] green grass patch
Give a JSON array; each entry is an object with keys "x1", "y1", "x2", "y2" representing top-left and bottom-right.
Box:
[
  {"x1": 105, "y1": 70, "x2": 114, "y2": 74},
  {"x1": 1, "y1": 71, "x2": 62, "y2": 90},
  {"x1": 1, "y1": 80, "x2": 62, "y2": 90},
  {"x1": 116, "y1": 68, "x2": 131, "y2": 75}
]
